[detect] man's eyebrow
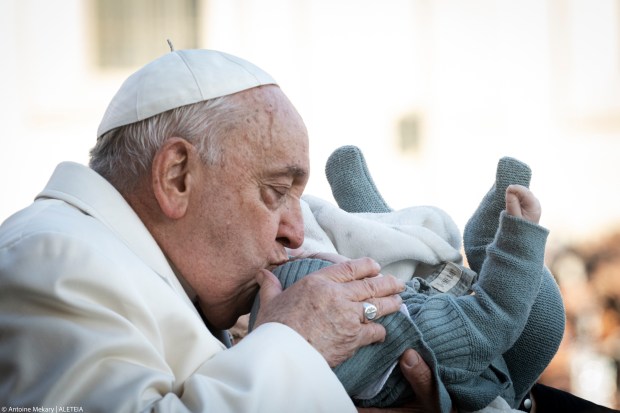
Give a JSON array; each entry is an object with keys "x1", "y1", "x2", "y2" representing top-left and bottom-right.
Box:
[{"x1": 271, "y1": 165, "x2": 307, "y2": 178}]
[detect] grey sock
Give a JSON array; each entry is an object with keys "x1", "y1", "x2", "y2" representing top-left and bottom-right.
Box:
[
  {"x1": 325, "y1": 145, "x2": 392, "y2": 213},
  {"x1": 463, "y1": 157, "x2": 531, "y2": 273}
]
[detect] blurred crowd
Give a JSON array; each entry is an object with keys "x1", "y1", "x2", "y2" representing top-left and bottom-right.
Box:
[{"x1": 542, "y1": 230, "x2": 620, "y2": 409}]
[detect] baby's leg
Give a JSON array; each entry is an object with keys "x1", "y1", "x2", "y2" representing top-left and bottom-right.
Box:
[
  {"x1": 325, "y1": 145, "x2": 392, "y2": 213},
  {"x1": 464, "y1": 157, "x2": 565, "y2": 407},
  {"x1": 463, "y1": 157, "x2": 531, "y2": 272},
  {"x1": 503, "y1": 268, "x2": 565, "y2": 406}
]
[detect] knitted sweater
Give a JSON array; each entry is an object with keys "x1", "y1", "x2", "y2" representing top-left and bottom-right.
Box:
[{"x1": 250, "y1": 211, "x2": 550, "y2": 412}]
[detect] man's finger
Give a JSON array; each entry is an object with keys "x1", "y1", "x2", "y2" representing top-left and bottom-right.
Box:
[
  {"x1": 320, "y1": 257, "x2": 381, "y2": 283},
  {"x1": 359, "y1": 295, "x2": 403, "y2": 323},
  {"x1": 256, "y1": 269, "x2": 283, "y2": 305},
  {"x1": 347, "y1": 273, "x2": 405, "y2": 302},
  {"x1": 401, "y1": 349, "x2": 434, "y2": 391},
  {"x1": 400, "y1": 349, "x2": 455, "y2": 413},
  {"x1": 356, "y1": 322, "x2": 387, "y2": 347}
]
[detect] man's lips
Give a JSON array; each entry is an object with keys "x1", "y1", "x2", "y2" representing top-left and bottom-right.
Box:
[{"x1": 266, "y1": 258, "x2": 289, "y2": 272}]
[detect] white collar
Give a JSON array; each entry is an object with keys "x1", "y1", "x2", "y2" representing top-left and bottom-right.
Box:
[{"x1": 37, "y1": 162, "x2": 198, "y2": 311}]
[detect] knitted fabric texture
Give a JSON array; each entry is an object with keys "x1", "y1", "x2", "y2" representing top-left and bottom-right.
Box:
[
  {"x1": 501, "y1": 268, "x2": 565, "y2": 405},
  {"x1": 247, "y1": 258, "x2": 332, "y2": 330},
  {"x1": 326, "y1": 145, "x2": 392, "y2": 213},
  {"x1": 463, "y1": 157, "x2": 531, "y2": 272},
  {"x1": 462, "y1": 157, "x2": 566, "y2": 406}
]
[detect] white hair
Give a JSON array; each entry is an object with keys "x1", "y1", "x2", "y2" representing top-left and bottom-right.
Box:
[{"x1": 89, "y1": 94, "x2": 244, "y2": 194}]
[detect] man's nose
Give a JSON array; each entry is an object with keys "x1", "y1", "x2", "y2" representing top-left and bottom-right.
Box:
[{"x1": 276, "y1": 202, "x2": 304, "y2": 249}]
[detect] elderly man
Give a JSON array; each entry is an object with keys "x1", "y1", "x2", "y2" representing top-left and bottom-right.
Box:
[{"x1": 0, "y1": 49, "x2": 446, "y2": 412}]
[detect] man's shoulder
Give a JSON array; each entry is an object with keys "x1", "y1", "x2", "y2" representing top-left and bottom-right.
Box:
[
  {"x1": 0, "y1": 198, "x2": 175, "y2": 312},
  {"x1": 0, "y1": 198, "x2": 107, "y2": 248},
  {"x1": 0, "y1": 198, "x2": 138, "y2": 286}
]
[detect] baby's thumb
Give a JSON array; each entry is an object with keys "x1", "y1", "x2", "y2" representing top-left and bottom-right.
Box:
[
  {"x1": 256, "y1": 269, "x2": 283, "y2": 305},
  {"x1": 505, "y1": 185, "x2": 523, "y2": 218}
]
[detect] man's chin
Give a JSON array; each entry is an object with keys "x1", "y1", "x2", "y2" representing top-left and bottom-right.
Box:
[
  {"x1": 208, "y1": 304, "x2": 254, "y2": 331},
  {"x1": 200, "y1": 283, "x2": 259, "y2": 330},
  {"x1": 201, "y1": 316, "x2": 231, "y2": 331}
]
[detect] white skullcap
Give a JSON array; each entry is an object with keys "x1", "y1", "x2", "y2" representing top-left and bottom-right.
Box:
[{"x1": 97, "y1": 49, "x2": 277, "y2": 138}]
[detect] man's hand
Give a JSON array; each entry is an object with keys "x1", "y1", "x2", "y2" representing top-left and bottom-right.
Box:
[
  {"x1": 254, "y1": 257, "x2": 405, "y2": 367},
  {"x1": 358, "y1": 349, "x2": 455, "y2": 413}
]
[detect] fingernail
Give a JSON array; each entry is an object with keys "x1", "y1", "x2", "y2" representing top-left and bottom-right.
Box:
[{"x1": 402, "y1": 349, "x2": 421, "y2": 368}]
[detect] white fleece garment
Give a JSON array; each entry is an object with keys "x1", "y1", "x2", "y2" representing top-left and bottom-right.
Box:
[{"x1": 300, "y1": 195, "x2": 463, "y2": 281}]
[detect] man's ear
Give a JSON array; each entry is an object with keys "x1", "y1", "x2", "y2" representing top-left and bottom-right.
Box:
[{"x1": 151, "y1": 137, "x2": 198, "y2": 220}]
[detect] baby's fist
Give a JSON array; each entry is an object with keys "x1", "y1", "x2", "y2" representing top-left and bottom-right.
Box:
[{"x1": 505, "y1": 184, "x2": 541, "y2": 224}]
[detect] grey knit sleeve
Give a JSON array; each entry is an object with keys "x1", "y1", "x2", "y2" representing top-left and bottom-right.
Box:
[{"x1": 408, "y1": 212, "x2": 548, "y2": 410}]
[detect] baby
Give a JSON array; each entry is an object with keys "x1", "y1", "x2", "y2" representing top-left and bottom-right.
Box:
[{"x1": 250, "y1": 146, "x2": 565, "y2": 413}]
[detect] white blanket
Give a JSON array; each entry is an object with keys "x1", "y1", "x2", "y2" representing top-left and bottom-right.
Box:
[{"x1": 300, "y1": 195, "x2": 463, "y2": 281}]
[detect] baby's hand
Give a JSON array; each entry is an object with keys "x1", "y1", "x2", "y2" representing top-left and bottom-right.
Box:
[{"x1": 505, "y1": 184, "x2": 541, "y2": 224}]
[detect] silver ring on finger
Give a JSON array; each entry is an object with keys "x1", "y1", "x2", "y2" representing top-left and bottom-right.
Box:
[{"x1": 362, "y1": 302, "x2": 378, "y2": 321}]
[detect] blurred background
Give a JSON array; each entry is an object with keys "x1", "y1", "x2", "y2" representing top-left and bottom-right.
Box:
[{"x1": 2, "y1": 0, "x2": 620, "y2": 408}]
